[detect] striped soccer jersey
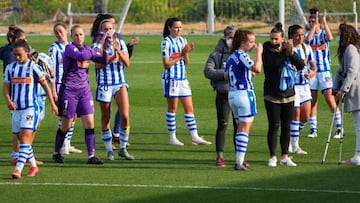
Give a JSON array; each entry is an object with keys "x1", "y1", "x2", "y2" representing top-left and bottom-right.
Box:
[
  {"x1": 225, "y1": 50, "x2": 254, "y2": 91},
  {"x1": 305, "y1": 29, "x2": 331, "y2": 72},
  {"x1": 48, "y1": 41, "x2": 69, "y2": 85},
  {"x1": 294, "y1": 43, "x2": 315, "y2": 85},
  {"x1": 161, "y1": 35, "x2": 187, "y2": 80},
  {"x1": 4, "y1": 59, "x2": 44, "y2": 110},
  {"x1": 96, "y1": 39, "x2": 128, "y2": 86}
]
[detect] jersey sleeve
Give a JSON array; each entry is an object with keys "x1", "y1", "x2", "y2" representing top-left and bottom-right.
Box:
[
  {"x1": 240, "y1": 52, "x2": 254, "y2": 69},
  {"x1": 161, "y1": 39, "x2": 170, "y2": 59},
  {"x1": 3, "y1": 63, "x2": 12, "y2": 83}
]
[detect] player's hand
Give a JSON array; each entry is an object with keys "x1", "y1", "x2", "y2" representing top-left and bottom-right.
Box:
[
  {"x1": 51, "y1": 104, "x2": 59, "y2": 116},
  {"x1": 335, "y1": 90, "x2": 345, "y2": 102},
  {"x1": 182, "y1": 42, "x2": 194, "y2": 54},
  {"x1": 284, "y1": 39, "x2": 294, "y2": 55},
  {"x1": 322, "y1": 9, "x2": 327, "y2": 23},
  {"x1": 255, "y1": 43, "x2": 263, "y2": 54},
  {"x1": 7, "y1": 100, "x2": 16, "y2": 111}
]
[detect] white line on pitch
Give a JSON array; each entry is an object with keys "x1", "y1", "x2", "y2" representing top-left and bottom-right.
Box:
[{"x1": 0, "y1": 182, "x2": 359, "y2": 194}]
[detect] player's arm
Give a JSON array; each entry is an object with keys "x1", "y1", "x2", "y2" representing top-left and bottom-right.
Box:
[
  {"x1": 39, "y1": 77, "x2": 58, "y2": 115},
  {"x1": 251, "y1": 43, "x2": 263, "y2": 74},
  {"x1": 181, "y1": 42, "x2": 194, "y2": 66},
  {"x1": 3, "y1": 82, "x2": 16, "y2": 110},
  {"x1": 322, "y1": 10, "x2": 333, "y2": 41}
]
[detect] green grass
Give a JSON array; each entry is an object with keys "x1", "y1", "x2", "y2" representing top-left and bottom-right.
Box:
[{"x1": 0, "y1": 35, "x2": 359, "y2": 203}]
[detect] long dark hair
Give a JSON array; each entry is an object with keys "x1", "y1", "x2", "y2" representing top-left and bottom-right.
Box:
[
  {"x1": 162, "y1": 17, "x2": 180, "y2": 38},
  {"x1": 337, "y1": 23, "x2": 360, "y2": 62},
  {"x1": 7, "y1": 25, "x2": 25, "y2": 44},
  {"x1": 230, "y1": 29, "x2": 254, "y2": 53},
  {"x1": 90, "y1": 13, "x2": 114, "y2": 39}
]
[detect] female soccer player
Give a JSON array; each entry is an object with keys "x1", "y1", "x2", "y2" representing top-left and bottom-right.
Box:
[
  {"x1": 48, "y1": 22, "x2": 82, "y2": 155},
  {"x1": 288, "y1": 24, "x2": 317, "y2": 154},
  {"x1": 94, "y1": 19, "x2": 133, "y2": 160},
  {"x1": 52, "y1": 25, "x2": 108, "y2": 164},
  {"x1": 161, "y1": 17, "x2": 211, "y2": 146},
  {"x1": 3, "y1": 39, "x2": 58, "y2": 179},
  {"x1": 305, "y1": 8, "x2": 342, "y2": 138},
  {"x1": 225, "y1": 29, "x2": 262, "y2": 170}
]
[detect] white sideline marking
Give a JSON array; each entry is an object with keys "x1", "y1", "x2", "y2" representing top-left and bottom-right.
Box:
[{"x1": 0, "y1": 182, "x2": 359, "y2": 194}]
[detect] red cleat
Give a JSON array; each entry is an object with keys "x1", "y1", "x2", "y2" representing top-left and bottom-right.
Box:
[
  {"x1": 27, "y1": 166, "x2": 39, "y2": 177},
  {"x1": 12, "y1": 169, "x2": 21, "y2": 179}
]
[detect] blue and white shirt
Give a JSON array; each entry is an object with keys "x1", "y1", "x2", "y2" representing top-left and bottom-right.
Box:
[
  {"x1": 161, "y1": 35, "x2": 187, "y2": 80},
  {"x1": 48, "y1": 41, "x2": 69, "y2": 85},
  {"x1": 96, "y1": 38, "x2": 128, "y2": 86},
  {"x1": 305, "y1": 29, "x2": 331, "y2": 72},
  {"x1": 4, "y1": 59, "x2": 45, "y2": 110},
  {"x1": 225, "y1": 50, "x2": 254, "y2": 91},
  {"x1": 294, "y1": 43, "x2": 315, "y2": 85}
]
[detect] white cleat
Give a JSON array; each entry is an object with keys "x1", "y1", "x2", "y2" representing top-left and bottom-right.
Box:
[
  {"x1": 280, "y1": 157, "x2": 297, "y2": 166},
  {"x1": 68, "y1": 146, "x2": 82, "y2": 153},
  {"x1": 170, "y1": 138, "x2": 184, "y2": 146},
  {"x1": 192, "y1": 137, "x2": 212, "y2": 145}
]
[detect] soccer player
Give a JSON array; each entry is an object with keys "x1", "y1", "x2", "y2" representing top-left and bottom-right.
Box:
[
  {"x1": 288, "y1": 24, "x2": 317, "y2": 154},
  {"x1": 3, "y1": 39, "x2": 58, "y2": 179},
  {"x1": 161, "y1": 17, "x2": 211, "y2": 146},
  {"x1": 94, "y1": 19, "x2": 134, "y2": 160},
  {"x1": 52, "y1": 25, "x2": 108, "y2": 164},
  {"x1": 48, "y1": 22, "x2": 82, "y2": 155},
  {"x1": 225, "y1": 29, "x2": 262, "y2": 170},
  {"x1": 305, "y1": 8, "x2": 342, "y2": 138}
]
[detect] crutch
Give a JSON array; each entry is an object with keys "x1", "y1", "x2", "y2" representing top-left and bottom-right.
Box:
[
  {"x1": 338, "y1": 102, "x2": 345, "y2": 165},
  {"x1": 321, "y1": 106, "x2": 336, "y2": 164}
]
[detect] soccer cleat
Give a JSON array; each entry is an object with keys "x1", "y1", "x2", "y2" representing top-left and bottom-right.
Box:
[
  {"x1": 280, "y1": 157, "x2": 297, "y2": 166},
  {"x1": 118, "y1": 148, "x2": 135, "y2": 160},
  {"x1": 27, "y1": 166, "x2": 39, "y2": 177},
  {"x1": 87, "y1": 157, "x2": 104, "y2": 165},
  {"x1": 307, "y1": 131, "x2": 318, "y2": 138},
  {"x1": 68, "y1": 146, "x2": 82, "y2": 153},
  {"x1": 293, "y1": 147, "x2": 308, "y2": 155},
  {"x1": 216, "y1": 157, "x2": 225, "y2": 167},
  {"x1": 268, "y1": 157, "x2": 277, "y2": 167},
  {"x1": 12, "y1": 169, "x2": 21, "y2": 179},
  {"x1": 35, "y1": 160, "x2": 44, "y2": 165},
  {"x1": 52, "y1": 153, "x2": 64, "y2": 163},
  {"x1": 60, "y1": 145, "x2": 69, "y2": 155},
  {"x1": 333, "y1": 128, "x2": 344, "y2": 139},
  {"x1": 169, "y1": 138, "x2": 184, "y2": 146},
  {"x1": 107, "y1": 151, "x2": 114, "y2": 160},
  {"x1": 234, "y1": 162, "x2": 252, "y2": 171},
  {"x1": 192, "y1": 137, "x2": 212, "y2": 145}
]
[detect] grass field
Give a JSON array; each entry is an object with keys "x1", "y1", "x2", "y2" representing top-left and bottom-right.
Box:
[{"x1": 0, "y1": 34, "x2": 360, "y2": 203}]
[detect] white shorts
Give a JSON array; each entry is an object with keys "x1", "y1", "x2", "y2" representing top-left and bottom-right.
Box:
[
  {"x1": 228, "y1": 90, "x2": 256, "y2": 122},
  {"x1": 162, "y1": 79, "x2": 192, "y2": 98},
  {"x1": 294, "y1": 85, "x2": 312, "y2": 108},
  {"x1": 309, "y1": 71, "x2": 333, "y2": 91},
  {"x1": 96, "y1": 84, "x2": 128, "y2": 103},
  {"x1": 11, "y1": 107, "x2": 40, "y2": 133}
]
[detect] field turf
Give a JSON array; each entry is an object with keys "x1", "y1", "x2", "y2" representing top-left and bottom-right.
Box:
[{"x1": 0, "y1": 35, "x2": 359, "y2": 203}]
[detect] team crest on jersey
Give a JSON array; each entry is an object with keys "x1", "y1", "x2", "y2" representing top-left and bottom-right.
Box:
[
  {"x1": 26, "y1": 114, "x2": 34, "y2": 121},
  {"x1": 73, "y1": 47, "x2": 79, "y2": 52}
]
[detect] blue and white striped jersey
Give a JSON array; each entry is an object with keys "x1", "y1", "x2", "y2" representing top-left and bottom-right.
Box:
[
  {"x1": 48, "y1": 41, "x2": 68, "y2": 84},
  {"x1": 96, "y1": 39, "x2": 128, "y2": 86},
  {"x1": 305, "y1": 29, "x2": 331, "y2": 72},
  {"x1": 4, "y1": 59, "x2": 44, "y2": 110},
  {"x1": 225, "y1": 50, "x2": 254, "y2": 91},
  {"x1": 294, "y1": 43, "x2": 315, "y2": 85},
  {"x1": 161, "y1": 35, "x2": 187, "y2": 80}
]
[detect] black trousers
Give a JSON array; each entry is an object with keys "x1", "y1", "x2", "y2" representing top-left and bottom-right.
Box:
[
  {"x1": 264, "y1": 99, "x2": 294, "y2": 157},
  {"x1": 215, "y1": 92, "x2": 237, "y2": 154}
]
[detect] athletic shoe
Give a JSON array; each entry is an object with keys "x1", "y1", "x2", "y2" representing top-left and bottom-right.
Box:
[
  {"x1": 27, "y1": 166, "x2": 39, "y2": 177},
  {"x1": 107, "y1": 151, "x2": 114, "y2": 160},
  {"x1": 292, "y1": 147, "x2": 308, "y2": 155},
  {"x1": 170, "y1": 138, "x2": 184, "y2": 146},
  {"x1": 333, "y1": 128, "x2": 344, "y2": 139},
  {"x1": 280, "y1": 157, "x2": 297, "y2": 166},
  {"x1": 234, "y1": 162, "x2": 252, "y2": 171},
  {"x1": 69, "y1": 146, "x2": 82, "y2": 153},
  {"x1": 307, "y1": 131, "x2": 318, "y2": 138},
  {"x1": 341, "y1": 157, "x2": 360, "y2": 166},
  {"x1": 216, "y1": 157, "x2": 225, "y2": 167},
  {"x1": 35, "y1": 160, "x2": 44, "y2": 165},
  {"x1": 12, "y1": 169, "x2": 21, "y2": 179},
  {"x1": 192, "y1": 137, "x2": 212, "y2": 145},
  {"x1": 60, "y1": 145, "x2": 69, "y2": 155},
  {"x1": 268, "y1": 157, "x2": 277, "y2": 167},
  {"x1": 52, "y1": 153, "x2": 64, "y2": 163},
  {"x1": 112, "y1": 144, "x2": 117, "y2": 150},
  {"x1": 118, "y1": 148, "x2": 135, "y2": 160},
  {"x1": 87, "y1": 157, "x2": 104, "y2": 165}
]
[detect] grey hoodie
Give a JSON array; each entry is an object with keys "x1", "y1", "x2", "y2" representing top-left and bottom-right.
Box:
[{"x1": 204, "y1": 38, "x2": 231, "y2": 93}]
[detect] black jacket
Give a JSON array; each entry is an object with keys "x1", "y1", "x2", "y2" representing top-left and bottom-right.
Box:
[{"x1": 262, "y1": 41, "x2": 305, "y2": 98}]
